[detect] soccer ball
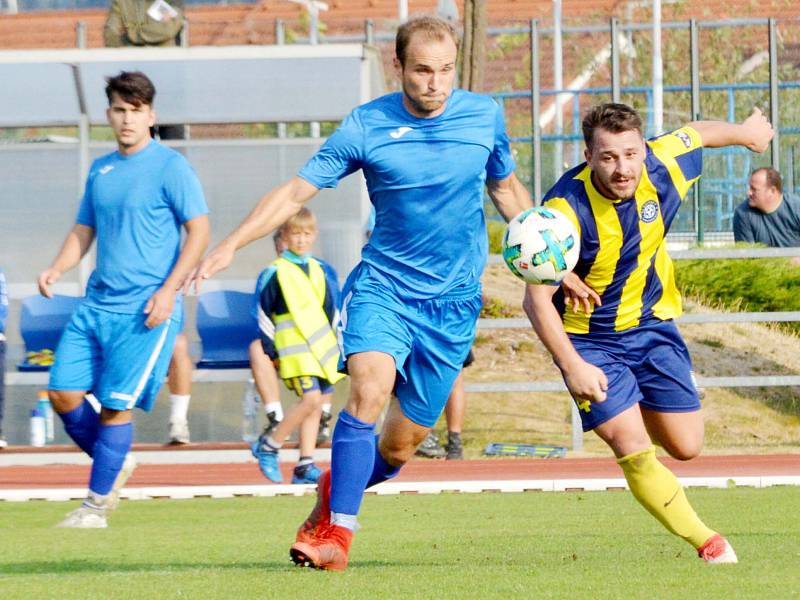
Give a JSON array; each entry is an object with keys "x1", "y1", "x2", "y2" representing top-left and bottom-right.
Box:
[{"x1": 501, "y1": 206, "x2": 580, "y2": 284}]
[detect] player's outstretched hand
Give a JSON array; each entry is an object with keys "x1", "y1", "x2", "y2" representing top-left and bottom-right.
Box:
[
  {"x1": 561, "y1": 272, "x2": 601, "y2": 314},
  {"x1": 561, "y1": 358, "x2": 608, "y2": 404},
  {"x1": 188, "y1": 242, "x2": 236, "y2": 294},
  {"x1": 742, "y1": 107, "x2": 774, "y2": 153},
  {"x1": 144, "y1": 287, "x2": 176, "y2": 329},
  {"x1": 37, "y1": 268, "x2": 62, "y2": 298}
]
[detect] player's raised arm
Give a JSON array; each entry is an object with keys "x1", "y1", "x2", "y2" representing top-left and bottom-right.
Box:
[
  {"x1": 689, "y1": 107, "x2": 774, "y2": 152},
  {"x1": 523, "y1": 283, "x2": 607, "y2": 404},
  {"x1": 37, "y1": 224, "x2": 95, "y2": 298},
  {"x1": 486, "y1": 172, "x2": 533, "y2": 222},
  {"x1": 191, "y1": 176, "x2": 319, "y2": 292}
]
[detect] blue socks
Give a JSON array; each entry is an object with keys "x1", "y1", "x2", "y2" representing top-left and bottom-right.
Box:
[
  {"x1": 59, "y1": 398, "x2": 100, "y2": 457},
  {"x1": 367, "y1": 434, "x2": 401, "y2": 489},
  {"x1": 89, "y1": 422, "x2": 133, "y2": 496},
  {"x1": 329, "y1": 410, "x2": 376, "y2": 516}
]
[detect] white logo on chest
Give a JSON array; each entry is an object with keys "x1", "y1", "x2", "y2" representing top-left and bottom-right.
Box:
[
  {"x1": 99, "y1": 165, "x2": 114, "y2": 175},
  {"x1": 389, "y1": 126, "x2": 413, "y2": 139}
]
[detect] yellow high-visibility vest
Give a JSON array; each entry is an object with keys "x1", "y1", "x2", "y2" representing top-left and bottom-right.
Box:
[{"x1": 272, "y1": 257, "x2": 344, "y2": 384}]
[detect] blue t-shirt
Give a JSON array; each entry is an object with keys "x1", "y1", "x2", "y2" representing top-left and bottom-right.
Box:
[
  {"x1": 298, "y1": 89, "x2": 516, "y2": 300},
  {"x1": 733, "y1": 193, "x2": 800, "y2": 248},
  {"x1": 77, "y1": 140, "x2": 208, "y2": 313}
]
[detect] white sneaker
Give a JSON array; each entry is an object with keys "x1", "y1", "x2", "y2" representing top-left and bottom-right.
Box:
[
  {"x1": 0, "y1": 437, "x2": 7, "y2": 449},
  {"x1": 698, "y1": 534, "x2": 738, "y2": 564},
  {"x1": 168, "y1": 420, "x2": 190, "y2": 445},
  {"x1": 107, "y1": 454, "x2": 137, "y2": 511},
  {"x1": 56, "y1": 504, "x2": 108, "y2": 529}
]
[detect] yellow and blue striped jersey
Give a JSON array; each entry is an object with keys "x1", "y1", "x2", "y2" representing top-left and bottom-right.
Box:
[{"x1": 544, "y1": 126, "x2": 703, "y2": 334}]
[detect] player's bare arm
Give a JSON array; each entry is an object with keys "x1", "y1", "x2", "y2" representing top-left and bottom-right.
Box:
[
  {"x1": 37, "y1": 224, "x2": 95, "y2": 298},
  {"x1": 486, "y1": 172, "x2": 533, "y2": 222},
  {"x1": 560, "y1": 272, "x2": 602, "y2": 314},
  {"x1": 144, "y1": 214, "x2": 210, "y2": 328},
  {"x1": 689, "y1": 106, "x2": 774, "y2": 152},
  {"x1": 523, "y1": 283, "x2": 608, "y2": 403},
  {"x1": 191, "y1": 176, "x2": 319, "y2": 292}
]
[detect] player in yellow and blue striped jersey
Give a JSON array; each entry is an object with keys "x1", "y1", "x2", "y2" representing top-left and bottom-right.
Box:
[{"x1": 524, "y1": 102, "x2": 773, "y2": 564}]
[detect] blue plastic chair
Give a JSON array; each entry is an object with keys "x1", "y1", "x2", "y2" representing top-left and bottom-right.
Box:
[
  {"x1": 17, "y1": 294, "x2": 82, "y2": 372},
  {"x1": 195, "y1": 290, "x2": 257, "y2": 369}
]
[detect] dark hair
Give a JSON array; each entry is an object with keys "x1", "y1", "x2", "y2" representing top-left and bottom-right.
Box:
[
  {"x1": 395, "y1": 16, "x2": 459, "y2": 67},
  {"x1": 105, "y1": 71, "x2": 156, "y2": 107},
  {"x1": 752, "y1": 167, "x2": 783, "y2": 193},
  {"x1": 582, "y1": 102, "x2": 643, "y2": 150}
]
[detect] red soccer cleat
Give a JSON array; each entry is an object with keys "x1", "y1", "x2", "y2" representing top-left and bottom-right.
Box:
[
  {"x1": 295, "y1": 468, "x2": 331, "y2": 545},
  {"x1": 290, "y1": 523, "x2": 353, "y2": 572},
  {"x1": 698, "y1": 533, "x2": 738, "y2": 564}
]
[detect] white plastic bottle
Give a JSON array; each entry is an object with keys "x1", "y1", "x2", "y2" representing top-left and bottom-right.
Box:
[
  {"x1": 30, "y1": 408, "x2": 46, "y2": 447},
  {"x1": 37, "y1": 390, "x2": 54, "y2": 442},
  {"x1": 241, "y1": 379, "x2": 260, "y2": 443}
]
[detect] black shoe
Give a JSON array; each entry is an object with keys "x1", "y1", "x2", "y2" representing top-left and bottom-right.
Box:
[
  {"x1": 317, "y1": 411, "x2": 332, "y2": 445},
  {"x1": 415, "y1": 431, "x2": 446, "y2": 459},
  {"x1": 445, "y1": 432, "x2": 463, "y2": 460},
  {"x1": 262, "y1": 412, "x2": 281, "y2": 439}
]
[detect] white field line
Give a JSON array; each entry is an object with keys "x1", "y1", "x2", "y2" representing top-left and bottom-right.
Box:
[{"x1": 2, "y1": 475, "x2": 798, "y2": 502}]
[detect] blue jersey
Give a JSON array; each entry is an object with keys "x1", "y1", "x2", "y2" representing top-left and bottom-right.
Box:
[
  {"x1": 544, "y1": 126, "x2": 703, "y2": 334},
  {"x1": 77, "y1": 140, "x2": 208, "y2": 314},
  {"x1": 298, "y1": 89, "x2": 516, "y2": 300}
]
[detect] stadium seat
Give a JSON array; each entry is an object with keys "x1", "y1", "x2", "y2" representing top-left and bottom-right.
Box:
[
  {"x1": 17, "y1": 294, "x2": 82, "y2": 372},
  {"x1": 195, "y1": 290, "x2": 257, "y2": 369}
]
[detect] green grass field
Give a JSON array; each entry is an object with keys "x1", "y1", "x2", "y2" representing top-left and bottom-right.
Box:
[{"x1": 2, "y1": 487, "x2": 798, "y2": 599}]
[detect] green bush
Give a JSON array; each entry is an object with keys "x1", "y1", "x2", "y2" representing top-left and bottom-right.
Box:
[
  {"x1": 486, "y1": 220, "x2": 505, "y2": 254},
  {"x1": 675, "y1": 257, "x2": 800, "y2": 334}
]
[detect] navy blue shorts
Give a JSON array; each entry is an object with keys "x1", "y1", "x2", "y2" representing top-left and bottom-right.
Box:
[
  {"x1": 567, "y1": 319, "x2": 700, "y2": 431},
  {"x1": 283, "y1": 375, "x2": 333, "y2": 397},
  {"x1": 339, "y1": 264, "x2": 482, "y2": 427}
]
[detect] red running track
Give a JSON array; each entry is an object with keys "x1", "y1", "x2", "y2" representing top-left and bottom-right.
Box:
[{"x1": 1, "y1": 454, "x2": 798, "y2": 489}]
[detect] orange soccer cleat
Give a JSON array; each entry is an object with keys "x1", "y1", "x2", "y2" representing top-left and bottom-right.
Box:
[
  {"x1": 295, "y1": 468, "x2": 331, "y2": 545},
  {"x1": 698, "y1": 533, "x2": 738, "y2": 564},
  {"x1": 290, "y1": 523, "x2": 353, "y2": 572}
]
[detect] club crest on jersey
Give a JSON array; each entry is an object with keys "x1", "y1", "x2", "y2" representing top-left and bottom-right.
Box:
[
  {"x1": 641, "y1": 200, "x2": 659, "y2": 223},
  {"x1": 674, "y1": 131, "x2": 692, "y2": 148}
]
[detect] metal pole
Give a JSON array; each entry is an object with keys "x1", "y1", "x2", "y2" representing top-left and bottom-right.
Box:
[
  {"x1": 610, "y1": 17, "x2": 621, "y2": 103},
  {"x1": 75, "y1": 21, "x2": 86, "y2": 49},
  {"x1": 553, "y1": 0, "x2": 563, "y2": 178},
  {"x1": 365, "y1": 19, "x2": 374, "y2": 45},
  {"x1": 72, "y1": 64, "x2": 92, "y2": 292},
  {"x1": 310, "y1": 8, "x2": 320, "y2": 139},
  {"x1": 275, "y1": 18, "x2": 285, "y2": 45},
  {"x1": 690, "y1": 18, "x2": 703, "y2": 244},
  {"x1": 276, "y1": 19, "x2": 287, "y2": 139},
  {"x1": 530, "y1": 19, "x2": 542, "y2": 205},
  {"x1": 398, "y1": 0, "x2": 408, "y2": 22},
  {"x1": 652, "y1": 0, "x2": 664, "y2": 134},
  {"x1": 179, "y1": 17, "x2": 189, "y2": 47},
  {"x1": 789, "y1": 146, "x2": 796, "y2": 194},
  {"x1": 769, "y1": 17, "x2": 780, "y2": 170}
]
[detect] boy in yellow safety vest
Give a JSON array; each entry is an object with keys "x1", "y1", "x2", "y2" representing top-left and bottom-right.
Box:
[{"x1": 250, "y1": 208, "x2": 344, "y2": 483}]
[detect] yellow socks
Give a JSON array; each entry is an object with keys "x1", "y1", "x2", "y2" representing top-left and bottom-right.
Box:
[{"x1": 617, "y1": 446, "x2": 715, "y2": 549}]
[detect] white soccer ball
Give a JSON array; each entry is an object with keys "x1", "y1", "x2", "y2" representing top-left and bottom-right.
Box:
[{"x1": 501, "y1": 206, "x2": 580, "y2": 284}]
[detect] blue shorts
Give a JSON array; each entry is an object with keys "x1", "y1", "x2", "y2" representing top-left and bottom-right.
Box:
[
  {"x1": 283, "y1": 375, "x2": 333, "y2": 397},
  {"x1": 339, "y1": 264, "x2": 482, "y2": 427},
  {"x1": 567, "y1": 319, "x2": 700, "y2": 432},
  {"x1": 49, "y1": 304, "x2": 180, "y2": 412}
]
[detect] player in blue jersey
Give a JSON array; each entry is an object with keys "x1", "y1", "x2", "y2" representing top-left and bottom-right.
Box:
[
  {"x1": 38, "y1": 71, "x2": 210, "y2": 528},
  {"x1": 192, "y1": 16, "x2": 531, "y2": 570},
  {"x1": 524, "y1": 102, "x2": 773, "y2": 563}
]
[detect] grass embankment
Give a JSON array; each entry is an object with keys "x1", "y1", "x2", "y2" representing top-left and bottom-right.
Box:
[{"x1": 2, "y1": 489, "x2": 798, "y2": 598}]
